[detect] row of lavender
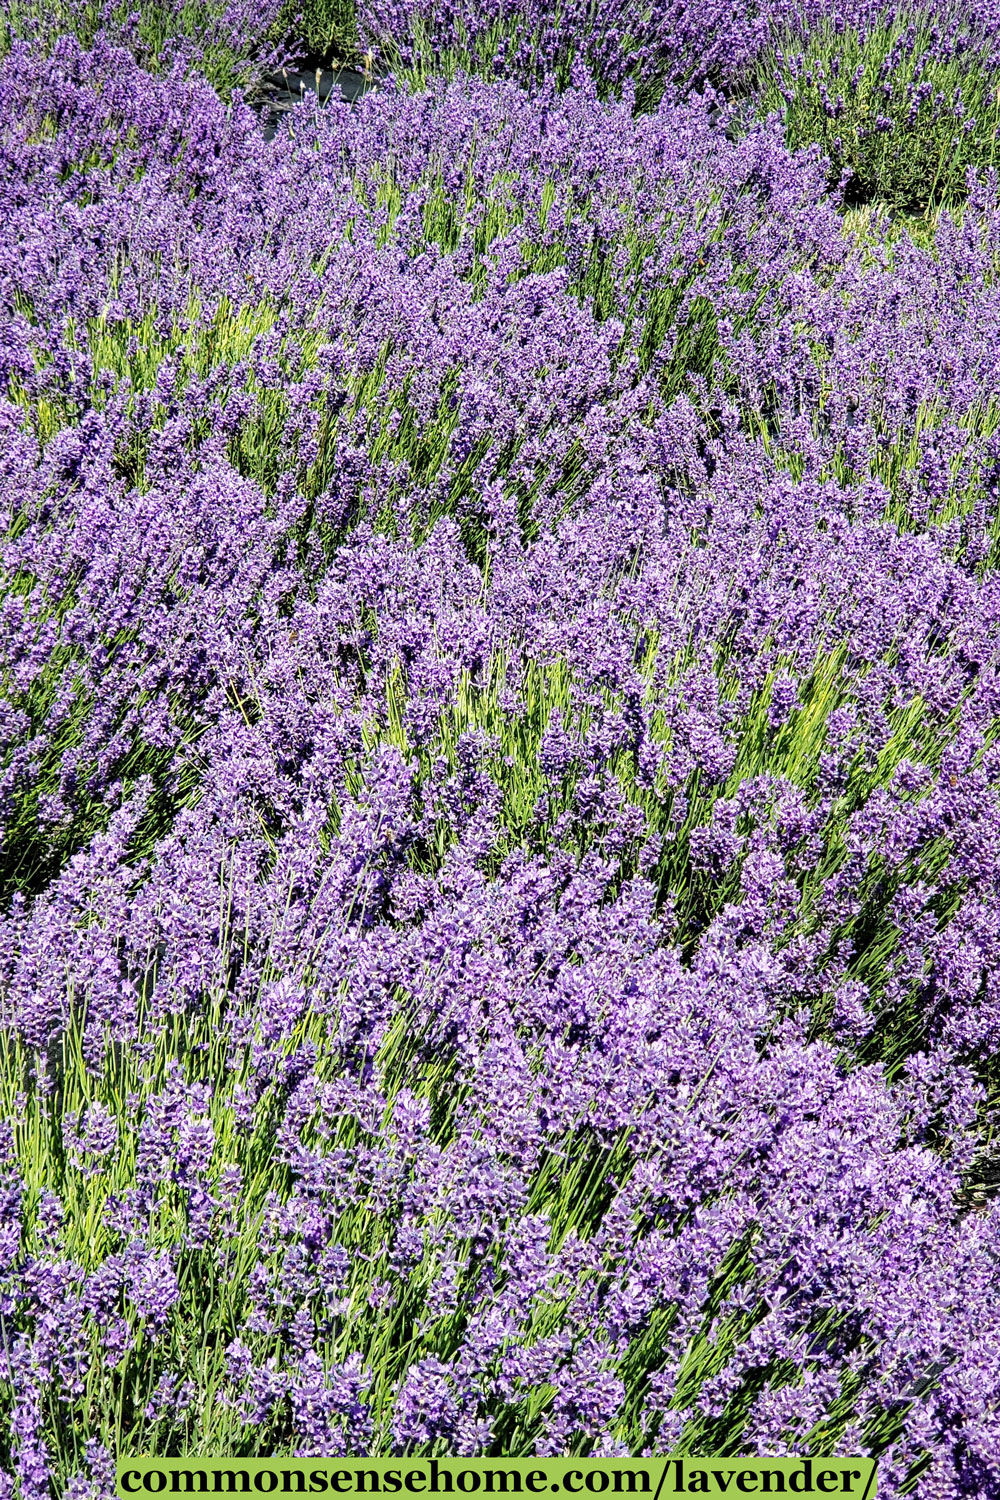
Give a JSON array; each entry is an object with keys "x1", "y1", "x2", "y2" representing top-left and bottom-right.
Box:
[
  {"x1": 2, "y1": 13, "x2": 1000, "y2": 1500},
  {"x1": 5, "y1": 0, "x2": 1000, "y2": 212}
]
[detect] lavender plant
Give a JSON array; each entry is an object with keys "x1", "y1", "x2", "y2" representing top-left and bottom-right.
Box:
[
  {"x1": 751, "y1": 7, "x2": 1000, "y2": 213},
  {"x1": 0, "y1": 0, "x2": 294, "y2": 94},
  {"x1": 3, "y1": 15, "x2": 1000, "y2": 1500}
]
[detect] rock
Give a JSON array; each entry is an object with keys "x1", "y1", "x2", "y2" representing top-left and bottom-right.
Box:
[{"x1": 260, "y1": 65, "x2": 378, "y2": 139}]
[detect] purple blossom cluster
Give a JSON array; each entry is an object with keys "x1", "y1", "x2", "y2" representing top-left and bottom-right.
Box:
[{"x1": 2, "y1": 18, "x2": 1000, "y2": 1500}]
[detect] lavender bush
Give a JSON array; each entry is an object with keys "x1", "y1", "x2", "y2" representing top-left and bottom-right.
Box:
[
  {"x1": 0, "y1": 0, "x2": 292, "y2": 94},
  {"x1": 3, "y1": 6, "x2": 1000, "y2": 1500},
  {"x1": 751, "y1": 7, "x2": 1000, "y2": 211}
]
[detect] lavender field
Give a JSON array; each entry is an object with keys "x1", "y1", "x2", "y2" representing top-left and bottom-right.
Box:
[{"x1": 1, "y1": 0, "x2": 1000, "y2": 1492}]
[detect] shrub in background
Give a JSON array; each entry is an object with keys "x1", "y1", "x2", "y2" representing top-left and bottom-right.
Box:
[{"x1": 750, "y1": 7, "x2": 1000, "y2": 212}]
